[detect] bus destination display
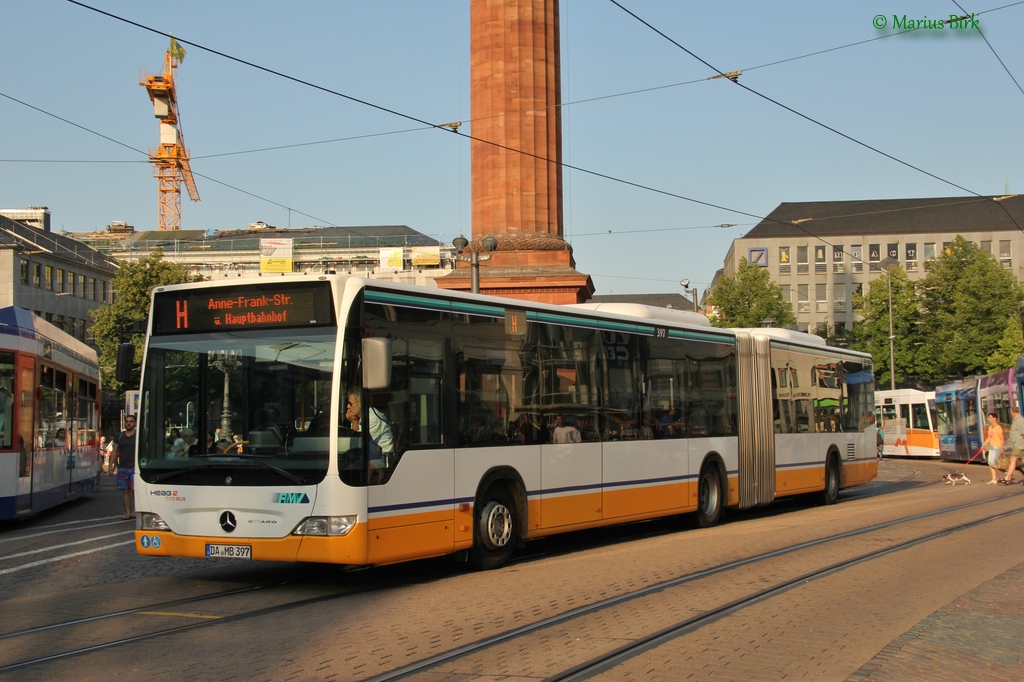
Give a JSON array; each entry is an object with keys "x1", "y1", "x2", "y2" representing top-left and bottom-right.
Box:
[{"x1": 152, "y1": 282, "x2": 335, "y2": 334}]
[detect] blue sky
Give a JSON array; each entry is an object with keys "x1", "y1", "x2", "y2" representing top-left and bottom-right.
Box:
[{"x1": 2, "y1": 1, "x2": 1022, "y2": 296}]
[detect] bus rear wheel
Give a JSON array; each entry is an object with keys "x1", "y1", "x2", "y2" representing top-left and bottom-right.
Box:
[
  {"x1": 697, "y1": 466, "x2": 722, "y2": 528},
  {"x1": 469, "y1": 487, "x2": 517, "y2": 570},
  {"x1": 819, "y1": 456, "x2": 839, "y2": 505}
]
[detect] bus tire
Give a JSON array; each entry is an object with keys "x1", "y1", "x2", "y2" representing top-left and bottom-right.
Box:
[
  {"x1": 697, "y1": 465, "x2": 723, "y2": 528},
  {"x1": 469, "y1": 486, "x2": 517, "y2": 570},
  {"x1": 819, "y1": 455, "x2": 839, "y2": 506}
]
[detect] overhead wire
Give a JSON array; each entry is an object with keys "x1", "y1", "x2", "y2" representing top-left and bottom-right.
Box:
[
  {"x1": 50, "y1": 1, "x2": 1024, "y2": 265},
  {"x1": 951, "y1": 0, "x2": 1024, "y2": 98},
  {"x1": 607, "y1": 0, "x2": 1024, "y2": 238}
]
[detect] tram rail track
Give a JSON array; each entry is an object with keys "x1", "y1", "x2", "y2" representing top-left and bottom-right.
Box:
[
  {"x1": 371, "y1": 492, "x2": 1024, "y2": 681},
  {"x1": 1, "y1": 490, "x2": 1017, "y2": 676}
]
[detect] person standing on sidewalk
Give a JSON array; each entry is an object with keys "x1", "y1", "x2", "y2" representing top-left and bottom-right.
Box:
[
  {"x1": 111, "y1": 416, "x2": 138, "y2": 519},
  {"x1": 1001, "y1": 406, "x2": 1024, "y2": 484}
]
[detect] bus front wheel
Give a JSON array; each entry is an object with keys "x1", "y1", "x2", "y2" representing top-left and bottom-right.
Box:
[
  {"x1": 697, "y1": 466, "x2": 723, "y2": 528},
  {"x1": 469, "y1": 487, "x2": 517, "y2": 570}
]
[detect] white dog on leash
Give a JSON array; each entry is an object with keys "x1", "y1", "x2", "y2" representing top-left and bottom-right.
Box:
[{"x1": 943, "y1": 472, "x2": 971, "y2": 485}]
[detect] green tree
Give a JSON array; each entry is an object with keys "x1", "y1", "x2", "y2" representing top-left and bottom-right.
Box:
[
  {"x1": 985, "y1": 315, "x2": 1024, "y2": 373},
  {"x1": 915, "y1": 236, "x2": 1023, "y2": 384},
  {"x1": 708, "y1": 258, "x2": 796, "y2": 328},
  {"x1": 851, "y1": 266, "x2": 922, "y2": 389},
  {"x1": 90, "y1": 249, "x2": 202, "y2": 394}
]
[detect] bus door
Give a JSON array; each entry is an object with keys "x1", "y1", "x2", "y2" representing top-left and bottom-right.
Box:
[{"x1": 15, "y1": 355, "x2": 34, "y2": 514}]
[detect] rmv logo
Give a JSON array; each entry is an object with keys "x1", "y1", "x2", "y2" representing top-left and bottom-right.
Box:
[{"x1": 272, "y1": 492, "x2": 310, "y2": 504}]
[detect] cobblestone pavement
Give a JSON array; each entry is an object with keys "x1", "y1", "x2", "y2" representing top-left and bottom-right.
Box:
[
  {"x1": 849, "y1": 561, "x2": 1024, "y2": 681},
  {"x1": 3, "y1": 460, "x2": 1022, "y2": 681}
]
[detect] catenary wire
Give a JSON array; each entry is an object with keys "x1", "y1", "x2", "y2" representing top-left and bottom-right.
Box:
[
  {"x1": 64, "y1": 0, "x2": 1019, "y2": 243},
  {"x1": 49, "y1": 1, "x2": 1024, "y2": 264},
  {"x1": 608, "y1": 0, "x2": 1024, "y2": 235},
  {"x1": 951, "y1": 0, "x2": 1024, "y2": 98}
]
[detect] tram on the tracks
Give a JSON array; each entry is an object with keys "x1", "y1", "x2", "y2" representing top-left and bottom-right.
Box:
[
  {"x1": 0, "y1": 306, "x2": 101, "y2": 519},
  {"x1": 127, "y1": 276, "x2": 877, "y2": 569},
  {"x1": 874, "y1": 389, "x2": 940, "y2": 458},
  {"x1": 935, "y1": 358, "x2": 1024, "y2": 462}
]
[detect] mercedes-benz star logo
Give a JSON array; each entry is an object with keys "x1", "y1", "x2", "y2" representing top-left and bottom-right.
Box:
[{"x1": 219, "y1": 511, "x2": 237, "y2": 533}]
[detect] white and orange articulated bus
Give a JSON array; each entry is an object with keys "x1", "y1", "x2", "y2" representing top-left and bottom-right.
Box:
[{"x1": 126, "y1": 276, "x2": 877, "y2": 569}]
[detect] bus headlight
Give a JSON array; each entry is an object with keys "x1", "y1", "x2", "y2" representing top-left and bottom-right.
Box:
[
  {"x1": 292, "y1": 515, "x2": 357, "y2": 536},
  {"x1": 140, "y1": 513, "x2": 170, "y2": 531}
]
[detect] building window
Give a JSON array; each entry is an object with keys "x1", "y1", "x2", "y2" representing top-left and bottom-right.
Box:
[
  {"x1": 924, "y1": 243, "x2": 936, "y2": 261},
  {"x1": 78, "y1": 274, "x2": 86, "y2": 298},
  {"x1": 814, "y1": 245, "x2": 827, "y2": 274},
  {"x1": 56, "y1": 269, "x2": 64, "y2": 293},
  {"x1": 832, "y1": 246, "x2": 845, "y2": 274},
  {"x1": 68, "y1": 272, "x2": 76, "y2": 296},
  {"x1": 981, "y1": 240, "x2": 992, "y2": 255},
  {"x1": 20, "y1": 259, "x2": 29, "y2": 284},
  {"x1": 797, "y1": 284, "x2": 809, "y2": 313},
  {"x1": 102, "y1": 280, "x2": 109, "y2": 304},
  {"x1": 815, "y1": 284, "x2": 828, "y2": 313},
  {"x1": 869, "y1": 244, "x2": 881, "y2": 272},
  {"x1": 781, "y1": 284, "x2": 791, "y2": 303},
  {"x1": 797, "y1": 246, "x2": 808, "y2": 274},
  {"x1": 88, "y1": 277, "x2": 95, "y2": 301},
  {"x1": 44, "y1": 266, "x2": 53, "y2": 290},
  {"x1": 779, "y1": 247, "x2": 791, "y2": 275},
  {"x1": 851, "y1": 245, "x2": 863, "y2": 273},
  {"x1": 33, "y1": 263, "x2": 41, "y2": 287},
  {"x1": 833, "y1": 285, "x2": 846, "y2": 313}
]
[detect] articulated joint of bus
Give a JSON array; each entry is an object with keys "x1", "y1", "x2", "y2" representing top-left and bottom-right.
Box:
[{"x1": 139, "y1": 512, "x2": 358, "y2": 537}]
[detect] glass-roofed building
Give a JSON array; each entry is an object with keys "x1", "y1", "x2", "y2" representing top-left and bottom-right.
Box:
[{"x1": 71, "y1": 221, "x2": 455, "y2": 285}]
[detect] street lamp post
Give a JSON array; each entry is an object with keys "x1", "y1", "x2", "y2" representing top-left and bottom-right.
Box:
[
  {"x1": 680, "y1": 279, "x2": 699, "y2": 313},
  {"x1": 453, "y1": 235, "x2": 498, "y2": 294},
  {"x1": 880, "y1": 257, "x2": 900, "y2": 390}
]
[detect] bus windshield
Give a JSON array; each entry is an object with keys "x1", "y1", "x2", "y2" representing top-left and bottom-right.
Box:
[{"x1": 137, "y1": 327, "x2": 336, "y2": 486}]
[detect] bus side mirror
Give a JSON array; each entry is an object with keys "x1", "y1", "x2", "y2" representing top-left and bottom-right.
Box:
[
  {"x1": 362, "y1": 338, "x2": 391, "y2": 391},
  {"x1": 115, "y1": 343, "x2": 135, "y2": 384}
]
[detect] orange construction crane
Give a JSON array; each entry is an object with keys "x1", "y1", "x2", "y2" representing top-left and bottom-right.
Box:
[{"x1": 140, "y1": 38, "x2": 199, "y2": 231}]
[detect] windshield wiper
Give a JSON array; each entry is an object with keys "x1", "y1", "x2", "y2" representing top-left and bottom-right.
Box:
[
  {"x1": 229, "y1": 454, "x2": 306, "y2": 485},
  {"x1": 151, "y1": 465, "x2": 208, "y2": 483}
]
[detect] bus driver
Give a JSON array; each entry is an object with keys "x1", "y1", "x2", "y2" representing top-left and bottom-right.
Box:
[{"x1": 346, "y1": 388, "x2": 394, "y2": 480}]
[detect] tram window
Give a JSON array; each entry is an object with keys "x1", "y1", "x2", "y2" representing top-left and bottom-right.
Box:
[
  {"x1": 55, "y1": 370, "x2": 67, "y2": 393},
  {"x1": 911, "y1": 403, "x2": 930, "y2": 429},
  {"x1": 0, "y1": 352, "x2": 13, "y2": 449},
  {"x1": 899, "y1": 404, "x2": 911, "y2": 428}
]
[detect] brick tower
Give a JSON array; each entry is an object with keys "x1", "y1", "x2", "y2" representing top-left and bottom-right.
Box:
[{"x1": 437, "y1": 0, "x2": 594, "y2": 304}]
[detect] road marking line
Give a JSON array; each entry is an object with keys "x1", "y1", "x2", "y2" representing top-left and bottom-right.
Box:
[
  {"x1": 0, "y1": 531, "x2": 136, "y2": 562},
  {"x1": 137, "y1": 611, "x2": 223, "y2": 620},
  {"x1": 0, "y1": 540, "x2": 135, "y2": 576},
  {"x1": 0, "y1": 519, "x2": 130, "y2": 544}
]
